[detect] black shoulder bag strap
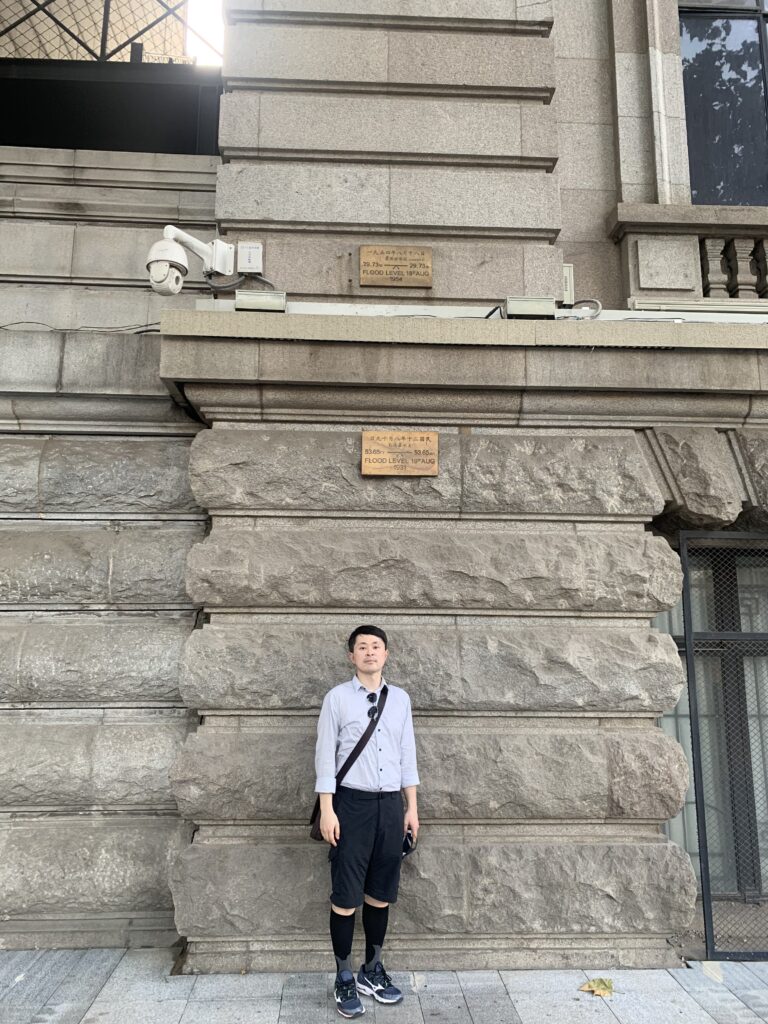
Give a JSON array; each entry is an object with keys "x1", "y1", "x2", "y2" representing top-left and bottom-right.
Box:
[{"x1": 309, "y1": 684, "x2": 389, "y2": 839}]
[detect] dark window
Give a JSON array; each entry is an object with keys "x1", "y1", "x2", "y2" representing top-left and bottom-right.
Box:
[{"x1": 680, "y1": 4, "x2": 768, "y2": 204}]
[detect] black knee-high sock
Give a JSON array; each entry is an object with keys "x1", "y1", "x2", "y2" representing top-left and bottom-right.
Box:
[
  {"x1": 362, "y1": 902, "x2": 389, "y2": 968},
  {"x1": 330, "y1": 909, "x2": 356, "y2": 974}
]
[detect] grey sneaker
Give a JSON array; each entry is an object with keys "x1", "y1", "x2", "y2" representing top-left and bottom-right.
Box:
[
  {"x1": 335, "y1": 969, "x2": 365, "y2": 1018},
  {"x1": 357, "y1": 961, "x2": 403, "y2": 1004}
]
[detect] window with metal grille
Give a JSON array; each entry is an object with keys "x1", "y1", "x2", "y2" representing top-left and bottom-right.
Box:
[{"x1": 660, "y1": 533, "x2": 768, "y2": 958}]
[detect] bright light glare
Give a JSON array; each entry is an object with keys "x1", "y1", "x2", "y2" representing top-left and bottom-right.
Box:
[{"x1": 186, "y1": 0, "x2": 224, "y2": 66}]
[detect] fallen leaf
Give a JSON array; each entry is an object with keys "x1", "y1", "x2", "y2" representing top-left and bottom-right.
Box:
[{"x1": 579, "y1": 978, "x2": 614, "y2": 998}]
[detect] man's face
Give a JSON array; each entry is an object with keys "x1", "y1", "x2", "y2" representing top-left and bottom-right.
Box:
[{"x1": 348, "y1": 634, "x2": 389, "y2": 675}]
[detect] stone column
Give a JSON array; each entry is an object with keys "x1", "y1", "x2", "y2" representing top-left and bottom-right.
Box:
[
  {"x1": 609, "y1": 0, "x2": 691, "y2": 205},
  {"x1": 164, "y1": 313, "x2": 697, "y2": 971}
]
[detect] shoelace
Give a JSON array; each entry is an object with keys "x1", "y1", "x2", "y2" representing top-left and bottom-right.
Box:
[
  {"x1": 337, "y1": 980, "x2": 358, "y2": 1003},
  {"x1": 371, "y1": 964, "x2": 393, "y2": 989}
]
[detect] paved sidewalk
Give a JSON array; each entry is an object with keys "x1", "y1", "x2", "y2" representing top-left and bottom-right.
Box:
[{"x1": 4, "y1": 948, "x2": 768, "y2": 1024}]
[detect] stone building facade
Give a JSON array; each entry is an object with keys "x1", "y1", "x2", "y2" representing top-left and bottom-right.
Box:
[{"x1": 3, "y1": 0, "x2": 768, "y2": 969}]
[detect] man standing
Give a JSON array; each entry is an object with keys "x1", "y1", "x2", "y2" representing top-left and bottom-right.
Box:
[{"x1": 315, "y1": 625, "x2": 420, "y2": 1019}]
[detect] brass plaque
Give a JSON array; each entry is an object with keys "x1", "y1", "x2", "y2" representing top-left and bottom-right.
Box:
[
  {"x1": 361, "y1": 430, "x2": 439, "y2": 477},
  {"x1": 359, "y1": 246, "x2": 433, "y2": 288}
]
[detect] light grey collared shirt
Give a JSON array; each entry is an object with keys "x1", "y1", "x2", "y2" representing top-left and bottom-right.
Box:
[{"x1": 314, "y1": 676, "x2": 420, "y2": 794}]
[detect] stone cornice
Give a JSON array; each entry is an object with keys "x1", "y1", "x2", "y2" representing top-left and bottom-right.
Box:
[{"x1": 609, "y1": 202, "x2": 768, "y2": 242}]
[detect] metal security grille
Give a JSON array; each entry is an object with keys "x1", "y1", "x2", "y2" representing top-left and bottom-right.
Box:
[
  {"x1": 681, "y1": 533, "x2": 768, "y2": 959},
  {"x1": 0, "y1": 0, "x2": 220, "y2": 63}
]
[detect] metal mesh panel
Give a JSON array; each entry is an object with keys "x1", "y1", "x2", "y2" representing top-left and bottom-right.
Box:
[
  {"x1": 682, "y1": 535, "x2": 768, "y2": 958},
  {"x1": 0, "y1": 0, "x2": 188, "y2": 62}
]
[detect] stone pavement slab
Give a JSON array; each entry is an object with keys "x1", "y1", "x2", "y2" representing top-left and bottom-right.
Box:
[
  {"x1": 180, "y1": 997, "x2": 281, "y2": 1023},
  {"x1": 89, "y1": 949, "x2": 195, "y2": 1005},
  {"x1": 584, "y1": 967, "x2": 718, "y2": 1024},
  {"x1": 0, "y1": 951, "x2": 86, "y2": 1014},
  {"x1": 80, "y1": 999, "x2": 189, "y2": 1024},
  {"x1": 13, "y1": 950, "x2": 768, "y2": 1024},
  {"x1": 673, "y1": 964, "x2": 765, "y2": 1023}
]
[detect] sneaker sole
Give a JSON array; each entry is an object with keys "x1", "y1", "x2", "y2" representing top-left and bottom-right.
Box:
[{"x1": 336, "y1": 1002, "x2": 365, "y2": 1019}]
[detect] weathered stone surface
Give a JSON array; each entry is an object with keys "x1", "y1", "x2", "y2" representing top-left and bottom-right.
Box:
[
  {"x1": 0, "y1": 437, "x2": 44, "y2": 510},
  {"x1": 0, "y1": 523, "x2": 203, "y2": 606},
  {"x1": 170, "y1": 722, "x2": 687, "y2": 823},
  {"x1": 189, "y1": 428, "x2": 461, "y2": 513},
  {"x1": 170, "y1": 835, "x2": 696, "y2": 938},
  {"x1": 185, "y1": 523, "x2": 682, "y2": 612},
  {"x1": 181, "y1": 621, "x2": 683, "y2": 713},
  {"x1": 0, "y1": 437, "x2": 200, "y2": 514},
  {"x1": 461, "y1": 432, "x2": 661, "y2": 515},
  {"x1": 736, "y1": 430, "x2": 768, "y2": 527},
  {"x1": 0, "y1": 615, "x2": 193, "y2": 704},
  {"x1": 0, "y1": 818, "x2": 191, "y2": 917},
  {"x1": 0, "y1": 711, "x2": 190, "y2": 807},
  {"x1": 654, "y1": 427, "x2": 743, "y2": 526},
  {"x1": 188, "y1": 429, "x2": 661, "y2": 516}
]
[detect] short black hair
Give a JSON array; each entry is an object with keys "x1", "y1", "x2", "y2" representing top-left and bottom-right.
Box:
[{"x1": 347, "y1": 625, "x2": 388, "y2": 651}]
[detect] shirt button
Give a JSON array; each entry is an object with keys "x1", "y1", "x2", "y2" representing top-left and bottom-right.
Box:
[{"x1": 379, "y1": 768, "x2": 383, "y2": 771}]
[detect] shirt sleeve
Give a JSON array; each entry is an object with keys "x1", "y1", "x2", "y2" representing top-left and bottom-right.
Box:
[
  {"x1": 400, "y1": 693, "x2": 420, "y2": 788},
  {"x1": 315, "y1": 689, "x2": 339, "y2": 793}
]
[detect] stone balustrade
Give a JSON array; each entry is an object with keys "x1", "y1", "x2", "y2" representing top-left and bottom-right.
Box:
[{"x1": 610, "y1": 204, "x2": 768, "y2": 306}]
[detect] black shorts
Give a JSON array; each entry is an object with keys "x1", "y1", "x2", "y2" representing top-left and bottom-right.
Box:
[{"x1": 329, "y1": 787, "x2": 404, "y2": 908}]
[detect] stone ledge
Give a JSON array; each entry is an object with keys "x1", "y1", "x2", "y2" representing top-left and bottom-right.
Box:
[
  {"x1": 609, "y1": 202, "x2": 768, "y2": 242},
  {"x1": 160, "y1": 309, "x2": 768, "y2": 352},
  {"x1": 226, "y1": 0, "x2": 553, "y2": 32},
  {"x1": 0, "y1": 911, "x2": 179, "y2": 950},
  {"x1": 0, "y1": 146, "x2": 219, "y2": 191},
  {"x1": 182, "y1": 934, "x2": 680, "y2": 972}
]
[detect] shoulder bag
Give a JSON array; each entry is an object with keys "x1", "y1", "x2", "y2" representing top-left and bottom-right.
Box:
[{"x1": 309, "y1": 684, "x2": 389, "y2": 841}]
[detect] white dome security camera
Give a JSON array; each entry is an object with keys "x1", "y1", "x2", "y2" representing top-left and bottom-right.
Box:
[{"x1": 146, "y1": 238, "x2": 189, "y2": 296}]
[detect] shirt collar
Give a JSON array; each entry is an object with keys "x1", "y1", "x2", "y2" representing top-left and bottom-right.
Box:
[{"x1": 351, "y1": 675, "x2": 385, "y2": 694}]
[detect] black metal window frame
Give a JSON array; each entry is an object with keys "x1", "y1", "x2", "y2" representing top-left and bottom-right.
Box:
[
  {"x1": 678, "y1": 2, "x2": 768, "y2": 205},
  {"x1": 680, "y1": 531, "x2": 768, "y2": 960}
]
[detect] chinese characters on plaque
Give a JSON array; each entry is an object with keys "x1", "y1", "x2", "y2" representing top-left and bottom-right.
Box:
[
  {"x1": 359, "y1": 246, "x2": 433, "y2": 288},
  {"x1": 361, "y1": 431, "x2": 439, "y2": 477}
]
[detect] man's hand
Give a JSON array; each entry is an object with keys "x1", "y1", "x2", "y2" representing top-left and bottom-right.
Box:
[
  {"x1": 321, "y1": 808, "x2": 341, "y2": 846},
  {"x1": 404, "y1": 807, "x2": 419, "y2": 841}
]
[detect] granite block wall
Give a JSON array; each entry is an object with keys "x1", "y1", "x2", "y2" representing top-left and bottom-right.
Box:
[
  {"x1": 157, "y1": 319, "x2": 768, "y2": 971},
  {"x1": 217, "y1": 0, "x2": 564, "y2": 304},
  {"x1": 0, "y1": 335, "x2": 205, "y2": 947}
]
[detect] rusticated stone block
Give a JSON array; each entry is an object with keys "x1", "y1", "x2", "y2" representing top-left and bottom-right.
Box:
[
  {"x1": 654, "y1": 427, "x2": 743, "y2": 526},
  {"x1": 185, "y1": 523, "x2": 682, "y2": 612},
  {"x1": 189, "y1": 428, "x2": 461, "y2": 513},
  {"x1": 170, "y1": 835, "x2": 696, "y2": 938},
  {"x1": 0, "y1": 436, "x2": 200, "y2": 514},
  {"x1": 0, "y1": 710, "x2": 191, "y2": 807},
  {"x1": 181, "y1": 621, "x2": 684, "y2": 713},
  {"x1": 170, "y1": 722, "x2": 687, "y2": 823},
  {"x1": 0, "y1": 615, "x2": 193, "y2": 704},
  {"x1": 0, "y1": 522, "x2": 203, "y2": 606},
  {"x1": 736, "y1": 431, "x2": 768, "y2": 527},
  {"x1": 188, "y1": 429, "x2": 661, "y2": 517},
  {"x1": 1, "y1": 818, "x2": 191, "y2": 917},
  {"x1": 460, "y1": 432, "x2": 661, "y2": 515}
]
